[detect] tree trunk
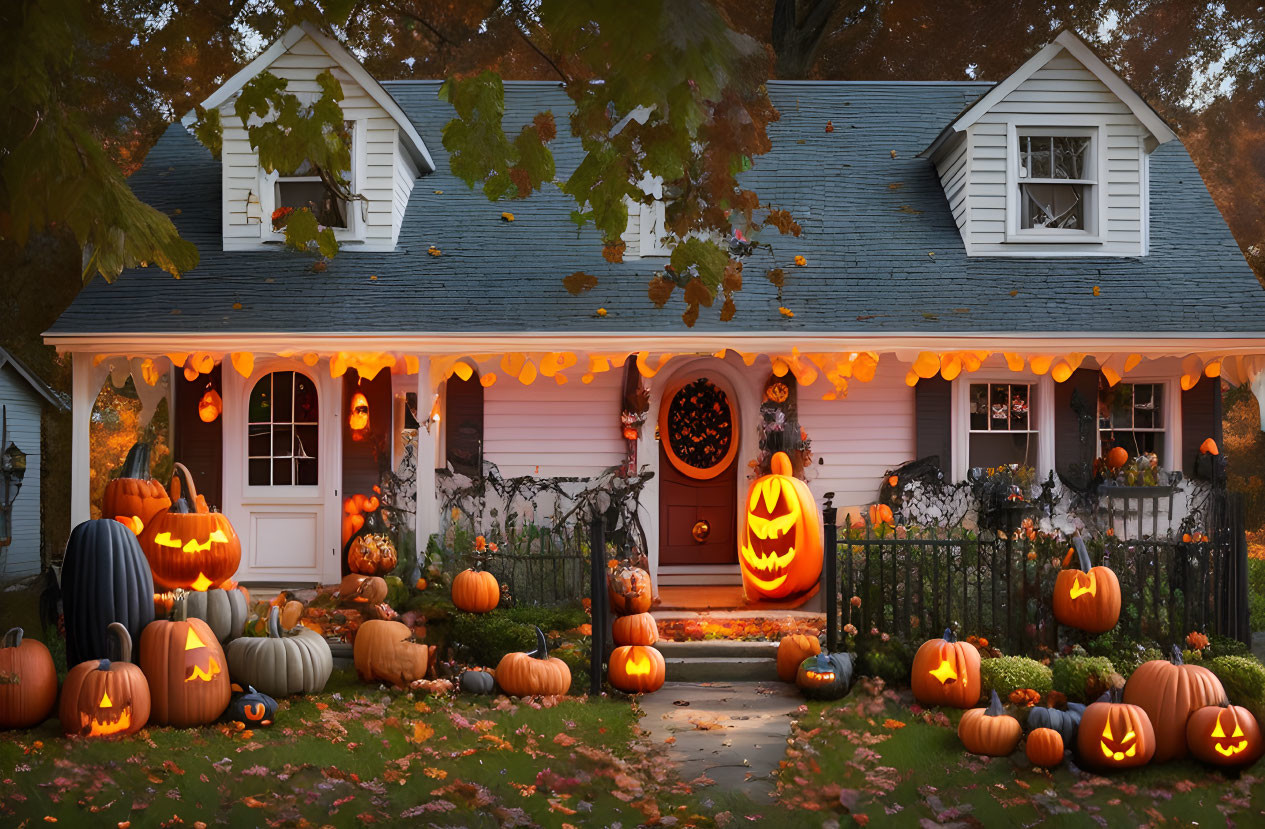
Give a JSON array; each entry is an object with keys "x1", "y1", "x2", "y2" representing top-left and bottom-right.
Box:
[{"x1": 771, "y1": 0, "x2": 840, "y2": 78}]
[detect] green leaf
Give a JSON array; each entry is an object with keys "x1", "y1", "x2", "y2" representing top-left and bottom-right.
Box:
[
  {"x1": 191, "y1": 105, "x2": 222, "y2": 160},
  {"x1": 282, "y1": 208, "x2": 319, "y2": 252}
]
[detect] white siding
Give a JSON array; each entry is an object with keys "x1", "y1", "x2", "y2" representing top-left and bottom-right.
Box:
[
  {"x1": 219, "y1": 34, "x2": 409, "y2": 251},
  {"x1": 482, "y1": 370, "x2": 626, "y2": 477},
  {"x1": 941, "y1": 48, "x2": 1150, "y2": 257},
  {"x1": 798, "y1": 368, "x2": 916, "y2": 518},
  {"x1": 0, "y1": 366, "x2": 43, "y2": 579}
]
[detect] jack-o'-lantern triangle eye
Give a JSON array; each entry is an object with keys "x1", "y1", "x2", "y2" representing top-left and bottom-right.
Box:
[
  {"x1": 1233, "y1": 723, "x2": 1245, "y2": 738},
  {"x1": 185, "y1": 627, "x2": 206, "y2": 650},
  {"x1": 208, "y1": 529, "x2": 228, "y2": 543},
  {"x1": 1213, "y1": 719, "x2": 1226, "y2": 738},
  {"x1": 100, "y1": 689, "x2": 113, "y2": 708},
  {"x1": 1102, "y1": 719, "x2": 1113, "y2": 740}
]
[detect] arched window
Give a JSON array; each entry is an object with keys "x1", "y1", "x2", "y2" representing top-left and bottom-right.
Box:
[
  {"x1": 248, "y1": 371, "x2": 318, "y2": 486},
  {"x1": 444, "y1": 371, "x2": 483, "y2": 477}
]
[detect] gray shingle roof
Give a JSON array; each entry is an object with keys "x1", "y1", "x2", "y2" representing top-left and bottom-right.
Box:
[{"x1": 48, "y1": 80, "x2": 1265, "y2": 337}]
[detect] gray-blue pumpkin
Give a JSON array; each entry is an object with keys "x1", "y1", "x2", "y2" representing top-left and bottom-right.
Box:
[
  {"x1": 227, "y1": 686, "x2": 277, "y2": 726},
  {"x1": 796, "y1": 651, "x2": 854, "y2": 700},
  {"x1": 1026, "y1": 701, "x2": 1086, "y2": 745}
]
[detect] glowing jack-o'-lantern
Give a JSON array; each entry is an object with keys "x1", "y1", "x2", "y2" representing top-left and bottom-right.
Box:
[
  {"x1": 911, "y1": 628, "x2": 981, "y2": 708},
  {"x1": 139, "y1": 463, "x2": 241, "y2": 592},
  {"x1": 1186, "y1": 703, "x2": 1263, "y2": 767},
  {"x1": 1052, "y1": 537, "x2": 1120, "y2": 634},
  {"x1": 198, "y1": 387, "x2": 222, "y2": 423},
  {"x1": 1123, "y1": 645, "x2": 1226, "y2": 762},
  {"x1": 738, "y1": 452, "x2": 823, "y2": 600},
  {"x1": 139, "y1": 595, "x2": 231, "y2": 726},
  {"x1": 608, "y1": 644, "x2": 666, "y2": 694},
  {"x1": 1077, "y1": 689, "x2": 1155, "y2": 770},
  {"x1": 795, "y1": 651, "x2": 854, "y2": 700},
  {"x1": 348, "y1": 391, "x2": 370, "y2": 440},
  {"x1": 59, "y1": 623, "x2": 150, "y2": 738}
]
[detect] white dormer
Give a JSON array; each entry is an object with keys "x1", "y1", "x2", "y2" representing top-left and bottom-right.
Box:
[
  {"x1": 923, "y1": 30, "x2": 1177, "y2": 257},
  {"x1": 192, "y1": 23, "x2": 433, "y2": 252},
  {"x1": 620, "y1": 172, "x2": 673, "y2": 258}
]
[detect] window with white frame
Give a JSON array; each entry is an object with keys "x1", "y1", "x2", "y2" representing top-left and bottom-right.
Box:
[
  {"x1": 247, "y1": 371, "x2": 319, "y2": 487},
  {"x1": 1017, "y1": 131, "x2": 1095, "y2": 233},
  {"x1": 968, "y1": 382, "x2": 1040, "y2": 468},
  {"x1": 1098, "y1": 380, "x2": 1166, "y2": 466},
  {"x1": 267, "y1": 121, "x2": 356, "y2": 237}
]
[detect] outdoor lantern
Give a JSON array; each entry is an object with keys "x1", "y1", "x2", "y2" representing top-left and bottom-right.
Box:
[
  {"x1": 197, "y1": 384, "x2": 222, "y2": 423},
  {"x1": 0, "y1": 435, "x2": 27, "y2": 547},
  {"x1": 349, "y1": 391, "x2": 370, "y2": 440}
]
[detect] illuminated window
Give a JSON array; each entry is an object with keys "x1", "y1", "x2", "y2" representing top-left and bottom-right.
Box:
[
  {"x1": 1098, "y1": 381, "x2": 1166, "y2": 466},
  {"x1": 248, "y1": 371, "x2": 318, "y2": 486}
]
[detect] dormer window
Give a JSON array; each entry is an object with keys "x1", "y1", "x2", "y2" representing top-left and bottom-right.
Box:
[
  {"x1": 1013, "y1": 128, "x2": 1098, "y2": 238},
  {"x1": 274, "y1": 159, "x2": 348, "y2": 230},
  {"x1": 263, "y1": 120, "x2": 360, "y2": 242}
]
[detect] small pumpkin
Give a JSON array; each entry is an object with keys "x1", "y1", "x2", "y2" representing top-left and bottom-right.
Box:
[
  {"x1": 347, "y1": 533, "x2": 398, "y2": 576},
  {"x1": 227, "y1": 685, "x2": 277, "y2": 727},
  {"x1": 1052, "y1": 537, "x2": 1121, "y2": 634},
  {"x1": 226, "y1": 606, "x2": 333, "y2": 697},
  {"x1": 1025, "y1": 702, "x2": 1086, "y2": 746},
  {"x1": 1078, "y1": 688, "x2": 1156, "y2": 769},
  {"x1": 609, "y1": 645, "x2": 666, "y2": 694},
  {"x1": 1123, "y1": 645, "x2": 1227, "y2": 762},
  {"x1": 59, "y1": 623, "x2": 150, "y2": 738},
  {"x1": 62, "y1": 519, "x2": 156, "y2": 666},
  {"x1": 1185, "y1": 701, "x2": 1263, "y2": 768},
  {"x1": 495, "y1": 626, "x2": 571, "y2": 697},
  {"x1": 279, "y1": 600, "x2": 305, "y2": 630},
  {"x1": 339, "y1": 574, "x2": 388, "y2": 605},
  {"x1": 796, "y1": 651, "x2": 855, "y2": 701},
  {"x1": 911, "y1": 628, "x2": 981, "y2": 708},
  {"x1": 613, "y1": 612, "x2": 659, "y2": 647},
  {"x1": 452, "y1": 567, "x2": 500, "y2": 613},
  {"x1": 353, "y1": 620, "x2": 433, "y2": 687},
  {"x1": 0, "y1": 627, "x2": 57, "y2": 729},
  {"x1": 458, "y1": 667, "x2": 496, "y2": 695},
  {"x1": 867, "y1": 503, "x2": 894, "y2": 527},
  {"x1": 176, "y1": 585, "x2": 250, "y2": 643},
  {"x1": 102, "y1": 441, "x2": 171, "y2": 535},
  {"x1": 139, "y1": 463, "x2": 241, "y2": 592},
  {"x1": 959, "y1": 690, "x2": 1022, "y2": 756},
  {"x1": 1025, "y1": 727, "x2": 1065, "y2": 767},
  {"x1": 139, "y1": 595, "x2": 231, "y2": 727},
  {"x1": 777, "y1": 634, "x2": 821, "y2": 683},
  {"x1": 608, "y1": 562, "x2": 653, "y2": 614},
  {"x1": 1199, "y1": 437, "x2": 1219, "y2": 456},
  {"x1": 738, "y1": 452, "x2": 823, "y2": 600},
  {"x1": 1106, "y1": 446, "x2": 1129, "y2": 469}
]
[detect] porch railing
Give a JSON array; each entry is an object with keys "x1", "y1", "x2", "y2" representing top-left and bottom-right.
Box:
[{"x1": 823, "y1": 489, "x2": 1250, "y2": 656}]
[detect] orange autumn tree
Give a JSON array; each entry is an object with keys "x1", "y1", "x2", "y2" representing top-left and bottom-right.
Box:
[{"x1": 89, "y1": 379, "x2": 171, "y2": 520}]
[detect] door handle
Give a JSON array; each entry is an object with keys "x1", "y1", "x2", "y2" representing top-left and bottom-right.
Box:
[{"x1": 692, "y1": 520, "x2": 711, "y2": 543}]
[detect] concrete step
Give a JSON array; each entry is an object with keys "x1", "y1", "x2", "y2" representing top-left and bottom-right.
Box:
[
  {"x1": 654, "y1": 639, "x2": 778, "y2": 659},
  {"x1": 663, "y1": 656, "x2": 779, "y2": 682}
]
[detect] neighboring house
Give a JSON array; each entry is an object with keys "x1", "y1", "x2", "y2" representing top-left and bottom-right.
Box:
[
  {"x1": 0, "y1": 348, "x2": 69, "y2": 581},
  {"x1": 44, "y1": 26, "x2": 1265, "y2": 595}
]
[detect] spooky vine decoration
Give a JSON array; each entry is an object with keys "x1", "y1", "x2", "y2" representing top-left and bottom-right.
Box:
[{"x1": 755, "y1": 373, "x2": 811, "y2": 478}]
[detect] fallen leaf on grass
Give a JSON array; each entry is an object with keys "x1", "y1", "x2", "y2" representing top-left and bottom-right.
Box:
[{"x1": 410, "y1": 722, "x2": 434, "y2": 743}]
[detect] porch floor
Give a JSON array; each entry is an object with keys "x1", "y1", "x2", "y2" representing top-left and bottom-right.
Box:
[{"x1": 656, "y1": 584, "x2": 821, "y2": 611}]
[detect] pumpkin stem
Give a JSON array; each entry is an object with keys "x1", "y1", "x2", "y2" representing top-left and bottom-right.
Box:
[
  {"x1": 107, "y1": 621, "x2": 132, "y2": 663},
  {"x1": 942, "y1": 627, "x2": 956, "y2": 643},
  {"x1": 267, "y1": 606, "x2": 282, "y2": 639},
  {"x1": 3, "y1": 627, "x2": 22, "y2": 648},
  {"x1": 172, "y1": 592, "x2": 189, "y2": 623},
  {"x1": 529, "y1": 625, "x2": 549, "y2": 660},
  {"x1": 118, "y1": 441, "x2": 153, "y2": 480},
  {"x1": 1069, "y1": 534, "x2": 1091, "y2": 572},
  {"x1": 986, "y1": 689, "x2": 1005, "y2": 716},
  {"x1": 169, "y1": 462, "x2": 200, "y2": 508},
  {"x1": 1170, "y1": 644, "x2": 1184, "y2": 665}
]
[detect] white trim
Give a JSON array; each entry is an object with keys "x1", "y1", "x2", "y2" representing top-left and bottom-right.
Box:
[
  {"x1": 69, "y1": 353, "x2": 93, "y2": 528},
  {"x1": 414, "y1": 356, "x2": 439, "y2": 560},
  {"x1": 951, "y1": 373, "x2": 1053, "y2": 482},
  {"x1": 191, "y1": 22, "x2": 433, "y2": 172},
  {"x1": 1005, "y1": 124, "x2": 1104, "y2": 243},
  {"x1": 1097, "y1": 376, "x2": 1179, "y2": 471},
  {"x1": 260, "y1": 119, "x2": 365, "y2": 244}
]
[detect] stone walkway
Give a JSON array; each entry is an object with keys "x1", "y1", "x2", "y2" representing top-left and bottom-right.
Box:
[{"x1": 638, "y1": 681, "x2": 801, "y2": 804}]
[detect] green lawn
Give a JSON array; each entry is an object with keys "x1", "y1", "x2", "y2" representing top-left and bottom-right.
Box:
[{"x1": 777, "y1": 678, "x2": 1265, "y2": 826}]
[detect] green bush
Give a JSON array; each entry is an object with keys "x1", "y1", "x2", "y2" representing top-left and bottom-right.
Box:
[
  {"x1": 449, "y1": 605, "x2": 588, "y2": 666},
  {"x1": 1205, "y1": 654, "x2": 1265, "y2": 723},
  {"x1": 1085, "y1": 630, "x2": 1160, "y2": 677},
  {"x1": 980, "y1": 656, "x2": 1053, "y2": 697},
  {"x1": 1052, "y1": 655, "x2": 1118, "y2": 702},
  {"x1": 1207, "y1": 633, "x2": 1250, "y2": 658},
  {"x1": 1251, "y1": 558, "x2": 1265, "y2": 632},
  {"x1": 853, "y1": 633, "x2": 915, "y2": 685}
]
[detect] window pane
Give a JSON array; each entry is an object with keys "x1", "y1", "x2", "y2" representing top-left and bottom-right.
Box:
[
  {"x1": 272, "y1": 458, "x2": 292, "y2": 486},
  {"x1": 970, "y1": 433, "x2": 1040, "y2": 469},
  {"x1": 248, "y1": 458, "x2": 270, "y2": 486},
  {"x1": 990, "y1": 384, "x2": 1010, "y2": 429},
  {"x1": 1051, "y1": 136, "x2": 1088, "y2": 179},
  {"x1": 294, "y1": 425, "x2": 318, "y2": 462},
  {"x1": 248, "y1": 427, "x2": 271, "y2": 457},
  {"x1": 1104, "y1": 431, "x2": 1163, "y2": 466},
  {"x1": 295, "y1": 457, "x2": 318, "y2": 486},
  {"x1": 275, "y1": 180, "x2": 348, "y2": 228},
  {"x1": 1010, "y1": 385, "x2": 1030, "y2": 430},
  {"x1": 1021, "y1": 183, "x2": 1084, "y2": 229},
  {"x1": 295, "y1": 374, "x2": 319, "y2": 422},
  {"x1": 273, "y1": 371, "x2": 293, "y2": 422},
  {"x1": 1022, "y1": 136, "x2": 1051, "y2": 178},
  {"x1": 247, "y1": 371, "x2": 319, "y2": 487},
  {"x1": 970, "y1": 384, "x2": 989, "y2": 431},
  {"x1": 271, "y1": 426, "x2": 293, "y2": 457},
  {"x1": 249, "y1": 376, "x2": 271, "y2": 423}
]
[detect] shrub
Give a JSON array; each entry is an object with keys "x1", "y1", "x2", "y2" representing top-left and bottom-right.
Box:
[
  {"x1": 1207, "y1": 633, "x2": 1250, "y2": 658},
  {"x1": 1086, "y1": 630, "x2": 1160, "y2": 677},
  {"x1": 980, "y1": 656, "x2": 1053, "y2": 697},
  {"x1": 1205, "y1": 655, "x2": 1265, "y2": 723},
  {"x1": 1052, "y1": 655, "x2": 1118, "y2": 702},
  {"x1": 854, "y1": 632, "x2": 915, "y2": 685},
  {"x1": 449, "y1": 604, "x2": 588, "y2": 667},
  {"x1": 1250, "y1": 558, "x2": 1265, "y2": 632}
]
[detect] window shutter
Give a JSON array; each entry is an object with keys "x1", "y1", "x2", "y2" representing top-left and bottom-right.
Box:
[
  {"x1": 445, "y1": 373, "x2": 484, "y2": 477},
  {"x1": 1054, "y1": 368, "x2": 1099, "y2": 490},
  {"x1": 1181, "y1": 376, "x2": 1221, "y2": 476},
  {"x1": 914, "y1": 376, "x2": 952, "y2": 474}
]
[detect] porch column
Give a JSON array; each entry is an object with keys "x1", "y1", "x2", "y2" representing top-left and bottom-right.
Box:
[
  {"x1": 414, "y1": 356, "x2": 440, "y2": 552},
  {"x1": 70, "y1": 352, "x2": 93, "y2": 528}
]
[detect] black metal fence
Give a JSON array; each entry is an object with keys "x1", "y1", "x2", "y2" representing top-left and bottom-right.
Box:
[{"x1": 824, "y1": 490, "x2": 1251, "y2": 656}]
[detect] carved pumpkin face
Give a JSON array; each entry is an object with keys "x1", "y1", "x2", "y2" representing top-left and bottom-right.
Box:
[
  {"x1": 1186, "y1": 704, "x2": 1264, "y2": 768},
  {"x1": 347, "y1": 533, "x2": 397, "y2": 576},
  {"x1": 795, "y1": 652, "x2": 854, "y2": 701},
  {"x1": 348, "y1": 392, "x2": 370, "y2": 438},
  {"x1": 139, "y1": 602, "x2": 231, "y2": 727},
  {"x1": 139, "y1": 464, "x2": 240, "y2": 592},
  {"x1": 1052, "y1": 540, "x2": 1121, "y2": 634},
  {"x1": 910, "y1": 628, "x2": 981, "y2": 709},
  {"x1": 1077, "y1": 695, "x2": 1155, "y2": 770},
  {"x1": 228, "y1": 686, "x2": 277, "y2": 727},
  {"x1": 738, "y1": 452, "x2": 822, "y2": 600},
  {"x1": 59, "y1": 623, "x2": 150, "y2": 738},
  {"x1": 198, "y1": 388, "x2": 222, "y2": 423},
  {"x1": 608, "y1": 644, "x2": 666, "y2": 694}
]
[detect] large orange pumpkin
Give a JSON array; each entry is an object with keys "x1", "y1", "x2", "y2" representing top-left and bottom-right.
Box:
[
  {"x1": 608, "y1": 562, "x2": 653, "y2": 614},
  {"x1": 1123, "y1": 645, "x2": 1226, "y2": 762},
  {"x1": 59, "y1": 623, "x2": 150, "y2": 738},
  {"x1": 613, "y1": 612, "x2": 659, "y2": 647},
  {"x1": 1077, "y1": 689, "x2": 1156, "y2": 770},
  {"x1": 353, "y1": 620, "x2": 433, "y2": 687},
  {"x1": 911, "y1": 628, "x2": 981, "y2": 708},
  {"x1": 608, "y1": 645, "x2": 666, "y2": 694},
  {"x1": 0, "y1": 627, "x2": 58, "y2": 729},
  {"x1": 1185, "y1": 702, "x2": 1264, "y2": 768},
  {"x1": 738, "y1": 452, "x2": 823, "y2": 600},
  {"x1": 139, "y1": 463, "x2": 240, "y2": 591},
  {"x1": 138, "y1": 596, "x2": 231, "y2": 726},
  {"x1": 347, "y1": 533, "x2": 397, "y2": 576},
  {"x1": 495, "y1": 626, "x2": 571, "y2": 697},
  {"x1": 958, "y1": 690, "x2": 1022, "y2": 756},
  {"x1": 452, "y1": 567, "x2": 500, "y2": 613},
  {"x1": 1052, "y1": 537, "x2": 1120, "y2": 634},
  {"x1": 103, "y1": 441, "x2": 171, "y2": 535},
  {"x1": 777, "y1": 634, "x2": 821, "y2": 682}
]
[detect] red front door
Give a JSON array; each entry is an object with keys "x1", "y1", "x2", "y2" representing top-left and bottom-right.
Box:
[{"x1": 657, "y1": 376, "x2": 739, "y2": 566}]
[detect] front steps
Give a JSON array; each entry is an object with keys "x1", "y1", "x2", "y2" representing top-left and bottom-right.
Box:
[{"x1": 655, "y1": 639, "x2": 780, "y2": 682}]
